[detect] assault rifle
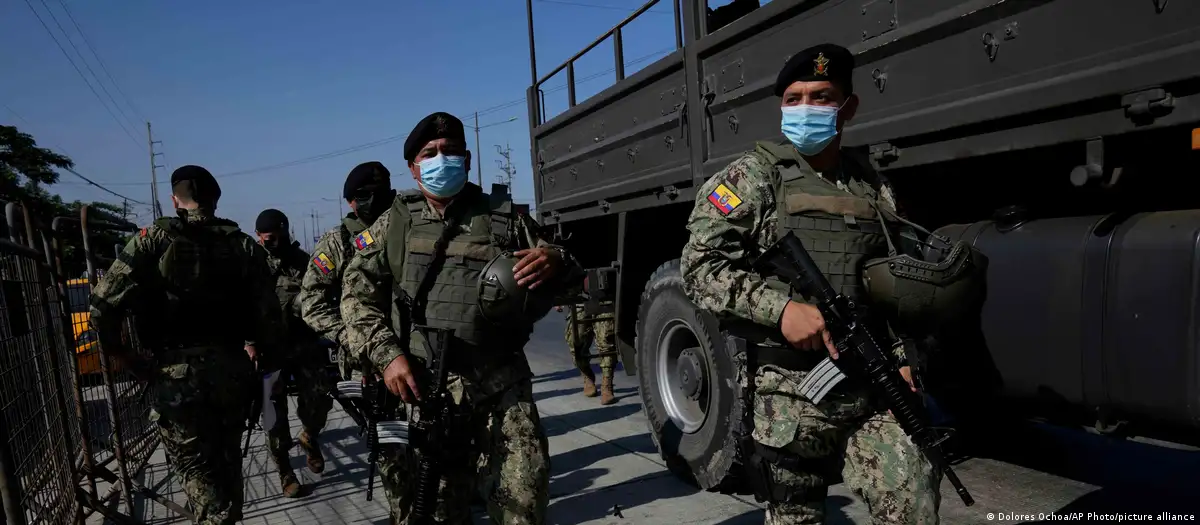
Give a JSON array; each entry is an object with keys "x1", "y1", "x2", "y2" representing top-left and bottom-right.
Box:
[
  {"x1": 330, "y1": 325, "x2": 456, "y2": 520},
  {"x1": 406, "y1": 326, "x2": 455, "y2": 524},
  {"x1": 753, "y1": 231, "x2": 975, "y2": 507},
  {"x1": 331, "y1": 374, "x2": 407, "y2": 501}
]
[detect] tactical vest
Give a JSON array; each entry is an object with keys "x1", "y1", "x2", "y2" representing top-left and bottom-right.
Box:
[
  {"x1": 754, "y1": 142, "x2": 899, "y2": 302},
  {"x1": 385, "y1": 186, "x2": 516, "y2": 348},
  {"x1": 152, "y1": 216, "x2": 250, "y2": 346}
]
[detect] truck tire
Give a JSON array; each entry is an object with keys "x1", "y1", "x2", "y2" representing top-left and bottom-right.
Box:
[{"x1": 635, "y1": 259, "x2": 746, "y2": 492}]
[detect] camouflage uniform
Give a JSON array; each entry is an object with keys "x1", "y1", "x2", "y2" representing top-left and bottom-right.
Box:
[
  {"x1": 263, "y1": 240, "x2": 335, "y2": 492},
  {"x1": 679, "y1": 142, "x2": 940, "y2": 524},
  {"x1": 563, "y1": 304, "x2": 618, "y2": 404},
  {"x1": 297, "y1": 215, "x2": 370, "y2": 380},
  {"x1": 89, "y1": 209, "x2": 281, "y2": 525},
  {"x1": 341, "y1": 183, "x2": 574, "y2": 524}
]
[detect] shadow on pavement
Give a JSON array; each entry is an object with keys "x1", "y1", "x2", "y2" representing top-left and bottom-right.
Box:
[
  {"x1": 532, "y1": 369, "x2": 580, "y2": 385},
  {"x1": 549, "y1": 467, "x2": 610, "y2": 497},
  {"x1": 542, "y1": 403, "x2": 643, "y2": 439},
  {"x1": 551, "y1": 433, "x2": 659, "y2": 475},
  {"x1": 545, "y1": 472, "x2": 693, "y2": 524},
  {"x1": 535, "y1": 386, "x2": 636, "y2": 404},
  {"x1": 709, "y1": 495, "x2": 856, "y2": 525}
]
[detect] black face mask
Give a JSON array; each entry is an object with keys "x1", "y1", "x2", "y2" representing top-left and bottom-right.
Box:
[
  {"x1": 263, "y1": 233, "x2": 290, "y2": 252},
  {"x1": 354, "y1": 189, "x2": 396, "y2": 225}
]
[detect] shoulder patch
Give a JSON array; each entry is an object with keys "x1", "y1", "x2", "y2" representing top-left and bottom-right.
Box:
[
  {"x1": 139, "y1": 227, "x2": 148, "y2": 238},
  {"x1": 353, "y1": 230, "x2": 375, "y2": 250},
  {"x1": 312, "y1": 252, "x2": 335, "y2": 275},
  {"x1": 707, "y1": 183, "x2": 743, "y2": 215}
]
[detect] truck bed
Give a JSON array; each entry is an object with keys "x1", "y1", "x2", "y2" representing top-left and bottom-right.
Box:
[{"x1": 528, "y1": 0, "x2": 1200, "y2": 224}]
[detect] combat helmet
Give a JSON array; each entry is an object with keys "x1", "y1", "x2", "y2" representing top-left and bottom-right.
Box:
[
  {"x1": 477, "y1": 252, "x2": 556, "y2": 326},
  {"x1": 861, "y1": 208, "x2": 989, "y2": 333}
]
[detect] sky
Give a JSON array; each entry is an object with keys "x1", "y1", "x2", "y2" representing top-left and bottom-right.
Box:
[{"x1": 1, "y1": 0, "x2": 690, "y2": 250}]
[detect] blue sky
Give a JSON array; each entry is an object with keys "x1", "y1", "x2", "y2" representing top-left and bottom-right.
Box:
[{"x1": 1, "y1": 0, "x2": 684, "y2": 249}]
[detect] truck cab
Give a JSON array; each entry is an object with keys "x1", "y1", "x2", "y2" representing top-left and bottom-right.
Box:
[{"x1": 524, "y1": 0, "x2": 1200, "y2": 490}]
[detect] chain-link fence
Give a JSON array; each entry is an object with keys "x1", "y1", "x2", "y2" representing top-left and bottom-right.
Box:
[{"x1": 0, "y1": 202, "x2": 188, "y2": 524}]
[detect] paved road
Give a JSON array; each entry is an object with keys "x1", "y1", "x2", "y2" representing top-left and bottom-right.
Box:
[{"x1": 118, "y1": 315, "x2": 1200, "y2": 524}]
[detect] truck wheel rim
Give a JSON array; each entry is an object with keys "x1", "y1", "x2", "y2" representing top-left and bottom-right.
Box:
[{"x1": 656, "y1": 320, "x2": 709, "y2": 433}]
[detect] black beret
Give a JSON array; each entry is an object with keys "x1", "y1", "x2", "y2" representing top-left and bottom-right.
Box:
[
  {"x1": 255, "y1": 208, "x2": 288, "y2": 233},
  {"x1": 774, "y1": 43, "x2": 855, "y2": 97},
  {"x1": 343, "y1": 161, "x2": 391, "y2": 200},
  {"x1": 170, "y1": 165, "x2": 222, "y2": 205},
  {"x1": 403, "y1": 112, "x2": 466, "y2": 162}
]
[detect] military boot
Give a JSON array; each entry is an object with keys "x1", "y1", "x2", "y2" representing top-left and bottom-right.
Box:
[
  {"x1": 600, "y1": 372, "x2": 616, "y2": 406},
  {"x1": 280, "y1": 471, "x2": 301, "y2": 498},
  {"x1": 580, "y1": 367, "x2": 598, "y2": 398},
  {"x1": 298, "y1": 429, "x2": 325, "y2": 474}
]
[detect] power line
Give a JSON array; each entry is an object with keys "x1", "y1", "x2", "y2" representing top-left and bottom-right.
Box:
[
  {"x1": 210, "y1": 46, "x2": 673, "y2": 178},
  {"x1": 36, "y1": 0, "x2": 142, "y2": 136},
  {"x1": 21, "y1": 0, "x2": 143, "y2": 149},
  {"x1": 535, "y1": 0, "x2": 671, "y2": 14},
  {"x1": 62, "y1": 167, "x2": 149, "y2": 205},
  {"x1": 56, "y1": 0, "x2": 147, "y2": 123}
]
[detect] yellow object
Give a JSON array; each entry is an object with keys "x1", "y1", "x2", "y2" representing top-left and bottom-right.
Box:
[
  {"x1": 1192, "y1": 128, "x2": 1200, "y2": 150},
  {"x1": 64, "y1": 278, "x2": 108, "y2": 375}
]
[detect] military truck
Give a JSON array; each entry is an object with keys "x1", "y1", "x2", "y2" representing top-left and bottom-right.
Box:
[{"x1": 522, "y1": 0, "x2": 1200, "y2": 490}]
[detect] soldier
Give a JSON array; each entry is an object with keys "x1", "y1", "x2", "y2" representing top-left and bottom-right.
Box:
[
  {"x1": 558, "y1": 303, "x2": 618, "y2": 405},
  {"x1": 297, "y1": 161, "x2": 396, "y2": 381},
  {"x1": 679, "y1": 44, "x2": 940, "y2": 524},
  {"x1": 254, "y1": 208, "x2": 335, "y2": 498},
  {"x1": 88, "y1": 165, "x2": 281, "y2": 525},
  {"x1": 341, "y1": 111, "x2": 578, "y2": 524},
  {"x1": 293, "y1": 162, "x2": 397, "y2": 508}
]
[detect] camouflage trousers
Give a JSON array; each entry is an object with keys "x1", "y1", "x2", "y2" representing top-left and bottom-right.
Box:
[
  {"x1": 267, "y1": 351, "x2": 336, "y2": 475},
  {"x1": 750, "y1": 366, "x2": 941, "y2": 525},
  {"x1": 150, "y1": 348, "x2": 254, "y2": 525},
  {"x1": 565, "y1": 313, "x2": 618, "y2": 375},
  {"x1": 379, "y1": 378, "x2": 551, "y2": 524}
]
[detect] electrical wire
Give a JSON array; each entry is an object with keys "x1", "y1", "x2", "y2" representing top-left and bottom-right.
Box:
[
  {"x1": 21, "y1": 0, "x2": 144, "y2": 150},
  {"x1": 535, "y1": 0, "x2": 672, "y2": 15},
  {"x1": 212, "y1": 46, "x2": 674, "y2": 178},
  {"x1": 56, "y1": 0, "x2": 147, "y2": 123}
]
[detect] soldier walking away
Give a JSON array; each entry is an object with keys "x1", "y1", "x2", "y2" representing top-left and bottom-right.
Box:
[
  {"x1": 88, "y1": 165, "x2": 282, "y2": 525},
  {"x1": 340, "y1": 111, "x2": 581, "y2": 524},
  {"x1": 255, "y1": 208, "x2": 336, "y2": 498},
  {"x1": 679, "y1": 44, "x2": 980, "y2": 524},
  {"x1": 559, "y1": 303, "x2": 618, "y2": 405},
  {"x1": 298, "y1": 161, "x2": 396, "y2": 381}
]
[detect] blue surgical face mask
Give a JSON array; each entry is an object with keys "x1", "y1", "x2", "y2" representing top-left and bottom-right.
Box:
[
  {"x1": 417, "y1": 153, "x2": 468, "y2": 198},
  {"x1": 780, "y1": 104, "x2": 840, "y2": 156}
]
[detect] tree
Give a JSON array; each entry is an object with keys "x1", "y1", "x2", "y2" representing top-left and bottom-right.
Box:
[{"x1": 1, "y1": 124, "x2": 133, "y2": 274}]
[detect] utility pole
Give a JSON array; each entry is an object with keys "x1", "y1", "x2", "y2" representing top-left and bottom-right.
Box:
[
  {"x1": 494, "y1": 143, "x2": 517, "y2": 190},
  {"x1": 121, "y1": 199, "x2": 129, "y2": 222},
  {"x1": 310, "y1": 209, "x2": 320, "y2": 248},
  {"x1": 147, "y1": 122, "x2": 165, "y2": 219},
  {"x1": 474, "y1": 112, "x2": 483, "y2": 187}
]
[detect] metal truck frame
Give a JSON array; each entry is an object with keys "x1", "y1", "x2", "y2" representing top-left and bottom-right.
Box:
[{"x1": 524, "y1": 0, "x2": 1200, "y2": 490}]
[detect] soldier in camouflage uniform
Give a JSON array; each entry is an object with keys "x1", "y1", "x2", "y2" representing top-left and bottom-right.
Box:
[
  {"x1": 254, "y1": 208, "x2": 335, "y2": 498},
  {"x1": 559, "y1": 304, "x2": 618, "y2": 405},
  {"x1": 341, "y1": 112, "x2": 577, "y2": 524},
  {"x1": 298, "y1": 161, "x2": 396, "y2": 381},
  {"x1": 88, "y1": 166, "x2": 281, "y2": 525},
  {"x1": 679, "y1": 44, "x2": 939, "y2": 525}
]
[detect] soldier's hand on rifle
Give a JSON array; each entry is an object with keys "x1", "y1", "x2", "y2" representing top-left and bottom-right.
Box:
[
  {"x1": 513, "y1": 247, "x2": 562, "y2": 290},
  {"x1": 383, "y1": 354, "x2": 421, "y2": 403},
  {"x1": 780, "y1": 301, "x2": 838, "y2": 359},
  {"x1": 898, "y1": 366, "x2": 917, "y2": 393},
  {"x1": 245, "y1": 344, "x2": 259, "y2": 368}
]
